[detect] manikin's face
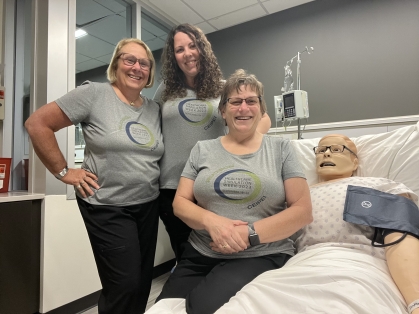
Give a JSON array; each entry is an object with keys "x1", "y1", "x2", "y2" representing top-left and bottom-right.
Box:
[{"x1": 315, "y1": 136, "x2": 358, "y2": 181}]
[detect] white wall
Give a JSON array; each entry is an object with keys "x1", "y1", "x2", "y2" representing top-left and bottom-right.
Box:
[
  {"x1": 40, "y1": 196, "x2": 101, "y2": 312},
  {"x1": 155, "y1": 219, "x2": 175, "y2": 268}
]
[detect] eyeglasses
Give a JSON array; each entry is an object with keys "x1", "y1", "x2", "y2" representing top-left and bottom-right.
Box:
[
  {"x1": 119, "y1": 53, "x2": 152, "y2": 71},
  {"x1": 226, "y1": 96, "x2": 261, "y2": 107},
  {"x1": 313, "y1": 145, "x2": 358, "y2": 157}
]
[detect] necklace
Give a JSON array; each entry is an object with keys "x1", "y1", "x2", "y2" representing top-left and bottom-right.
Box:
[{"x1": 128, "y1": 95, "x2": 141, "y2": 106}]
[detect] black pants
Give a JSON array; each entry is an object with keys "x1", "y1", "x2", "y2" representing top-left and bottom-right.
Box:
[
  {"x1": 77, "y1": 197, "x2": 159, "y2": 314},
  {"x1": 156, "y1": 242, "x2": 291, "y2": 314},
  {"x1": 158, "y1": 189, "x2": 192, "y2": 262}
]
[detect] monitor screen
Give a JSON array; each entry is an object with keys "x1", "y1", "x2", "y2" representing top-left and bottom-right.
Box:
[{"x1": 283, "y1": 93, "x2": 295, "y2": 109}]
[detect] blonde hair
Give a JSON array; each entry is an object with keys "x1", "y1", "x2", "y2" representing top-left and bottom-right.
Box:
[
  {"x1": 106, "y1": 38, "x2": 155, "y2": 88},
  {"x1": 218, "y1": 69, "x2": 267, "y2": 116}
]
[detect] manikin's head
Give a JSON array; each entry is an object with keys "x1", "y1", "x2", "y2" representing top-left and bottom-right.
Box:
[{"x1": 314, "y1": 134, "x2": 359, "y2": 182}]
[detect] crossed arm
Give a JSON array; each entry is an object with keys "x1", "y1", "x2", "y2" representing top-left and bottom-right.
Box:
[{"x1": 173, "y1": 176, "x2": 312, "y2": 254}]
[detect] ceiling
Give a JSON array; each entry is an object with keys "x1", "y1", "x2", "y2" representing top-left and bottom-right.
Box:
[{"x1": 76, "y1": 0, "x2": 314, "y2": 73}]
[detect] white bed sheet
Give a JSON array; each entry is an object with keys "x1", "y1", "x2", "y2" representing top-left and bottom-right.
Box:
[
  {"x1": 146, "y1": 298, "x2": 186, "y2": 314},
  {"x1": 215, "y1": 246, "x2": 406, "y2": 314},
  {"x1": 147, "y1": 246, "x2": 407, "y2": 314}
]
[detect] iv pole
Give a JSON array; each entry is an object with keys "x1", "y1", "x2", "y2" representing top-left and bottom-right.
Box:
[
  {"x1": 286, "y1": 46, "x2": 313, "y2": 139},
  {"x1": 297, "y1": 51, "x2": 302, "y2": 139}
]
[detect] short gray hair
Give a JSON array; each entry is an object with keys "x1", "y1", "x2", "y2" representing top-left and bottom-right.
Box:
[{"x1": 219, "y1": 69, "x2": 267, "y2": 116}]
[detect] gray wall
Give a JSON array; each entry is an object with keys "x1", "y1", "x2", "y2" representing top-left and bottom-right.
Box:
[
  {"x1": 77, "y1": 0, "x2": 419, "y2": 125},
  {"x1": 207, "y1": 0, "x2": 419, "y2": 124}
]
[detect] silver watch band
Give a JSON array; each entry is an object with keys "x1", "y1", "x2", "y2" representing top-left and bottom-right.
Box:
[
  {"x1": 248, "y1": 223, "x2": 256, "y2": 235},
  {"x1": 248, "y1": 223, "x2": 260, "y2": 246},
  {"x1": 54, "y1": 166, "x2": 69, "y2": 180}
]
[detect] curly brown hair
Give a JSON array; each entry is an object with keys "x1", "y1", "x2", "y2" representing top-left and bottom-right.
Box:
[{"x1": 160, "y1": 24, "x2": 224, "y2": 102}]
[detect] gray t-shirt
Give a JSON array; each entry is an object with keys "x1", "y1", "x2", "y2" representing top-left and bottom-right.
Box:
[
  {"x1": 56, "y1": 81, "x2": 164, "y2": 206},
  {"x1": 154, "y1": 82, "x2": 225, "y2": 189},
  {"x1": 181, "y1": 135, "x2": 306, "y2": 259}
]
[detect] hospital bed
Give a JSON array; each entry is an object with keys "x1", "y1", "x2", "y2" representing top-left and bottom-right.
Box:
[{"x1": 146, "y1": 121, "x2": 419, "y2": 314}]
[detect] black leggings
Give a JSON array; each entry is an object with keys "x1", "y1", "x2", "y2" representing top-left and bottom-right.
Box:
[
  {"x1": 157, "y1": 242, "x2": 291, "y2": 314},
  {"x1": 77, "y1": 197, "x2": 159, "y2": 314},
  {"x1": 158, "y1": 189, "x2": 192, "y2": 262}
]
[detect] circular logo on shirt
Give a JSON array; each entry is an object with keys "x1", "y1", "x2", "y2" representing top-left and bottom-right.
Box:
[
  {"x1": 126, "y1": 121, "x2": 155, "y2": 147},
  {"x1": 178, "y1": 98, "x2": 214, "y2": 126},
  {"x1": 361, "y1": 201, "x2": 372, "y2": 208},
  {"x1": 214, "y1": 169, "x2": 262, "y2": 204}
]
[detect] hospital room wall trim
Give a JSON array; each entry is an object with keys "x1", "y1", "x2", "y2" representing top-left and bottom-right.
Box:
[{"x1": 268, "y1": 114, "x2": 419, "y2": 136}]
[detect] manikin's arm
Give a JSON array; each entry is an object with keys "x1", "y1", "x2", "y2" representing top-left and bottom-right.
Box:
[{"x1": 385, "y1": 233, "x2": 419, "y2": 314}]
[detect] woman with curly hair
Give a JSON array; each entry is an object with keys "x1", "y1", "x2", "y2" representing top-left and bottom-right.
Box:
[{"x1": 154, "y1": 24, "x2": 271, "y2": 262}]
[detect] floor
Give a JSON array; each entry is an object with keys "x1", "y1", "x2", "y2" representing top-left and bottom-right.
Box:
[{"x1": 79, "y1": 272, "x2": 170, "y2": 313}]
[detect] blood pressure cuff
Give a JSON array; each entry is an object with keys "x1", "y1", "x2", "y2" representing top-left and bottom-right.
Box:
[{"x1": 343, "y1": 185, "x2": 419, "y2": 247}]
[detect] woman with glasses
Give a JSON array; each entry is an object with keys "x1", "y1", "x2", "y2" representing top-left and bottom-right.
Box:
[
  {"x1": 154, "y1": 24, "x2": 271, "y2": 263},
  {"x1": 150, "y1": 69, "x2": 312, "y2": 314},
  {"x1": 25, "y1": 38, "x2": 163, "y2": 314}
]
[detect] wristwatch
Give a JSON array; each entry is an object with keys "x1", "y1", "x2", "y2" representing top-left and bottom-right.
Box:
[
  {"x1": 54, "y1": 166, "x2": 69, "y2": 180},
  {"x1": 248, "y1": 223, "x2": 260, "y2": 246}
]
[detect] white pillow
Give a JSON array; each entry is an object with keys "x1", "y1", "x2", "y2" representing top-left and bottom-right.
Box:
[
  {"x1": 290, "y1": 138, "x2": 319, "y2": 186},
  {"x1": 290, "y1": 121, "x2": 419, "y2": 197}
]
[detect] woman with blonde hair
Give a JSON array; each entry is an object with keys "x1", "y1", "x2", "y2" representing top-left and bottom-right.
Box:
[{"x1": 26, "y1": 38, "x2": 163, "y2": 314}]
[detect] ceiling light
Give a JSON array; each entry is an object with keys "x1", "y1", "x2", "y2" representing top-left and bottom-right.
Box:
[{"x1": 75, "y1": 29, "x2": 87, "y2": 39}]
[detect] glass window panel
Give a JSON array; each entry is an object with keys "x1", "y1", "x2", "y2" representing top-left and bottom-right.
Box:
[
  {"x1": 74, "y1": 0, "x2": 132, "y2": 162},
  {"x1": 11, "y1": 0, "x2": 32, "y2": 191},
  {"x1": 73, "y1": 2, "x2": 171, "y2": 163}
]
